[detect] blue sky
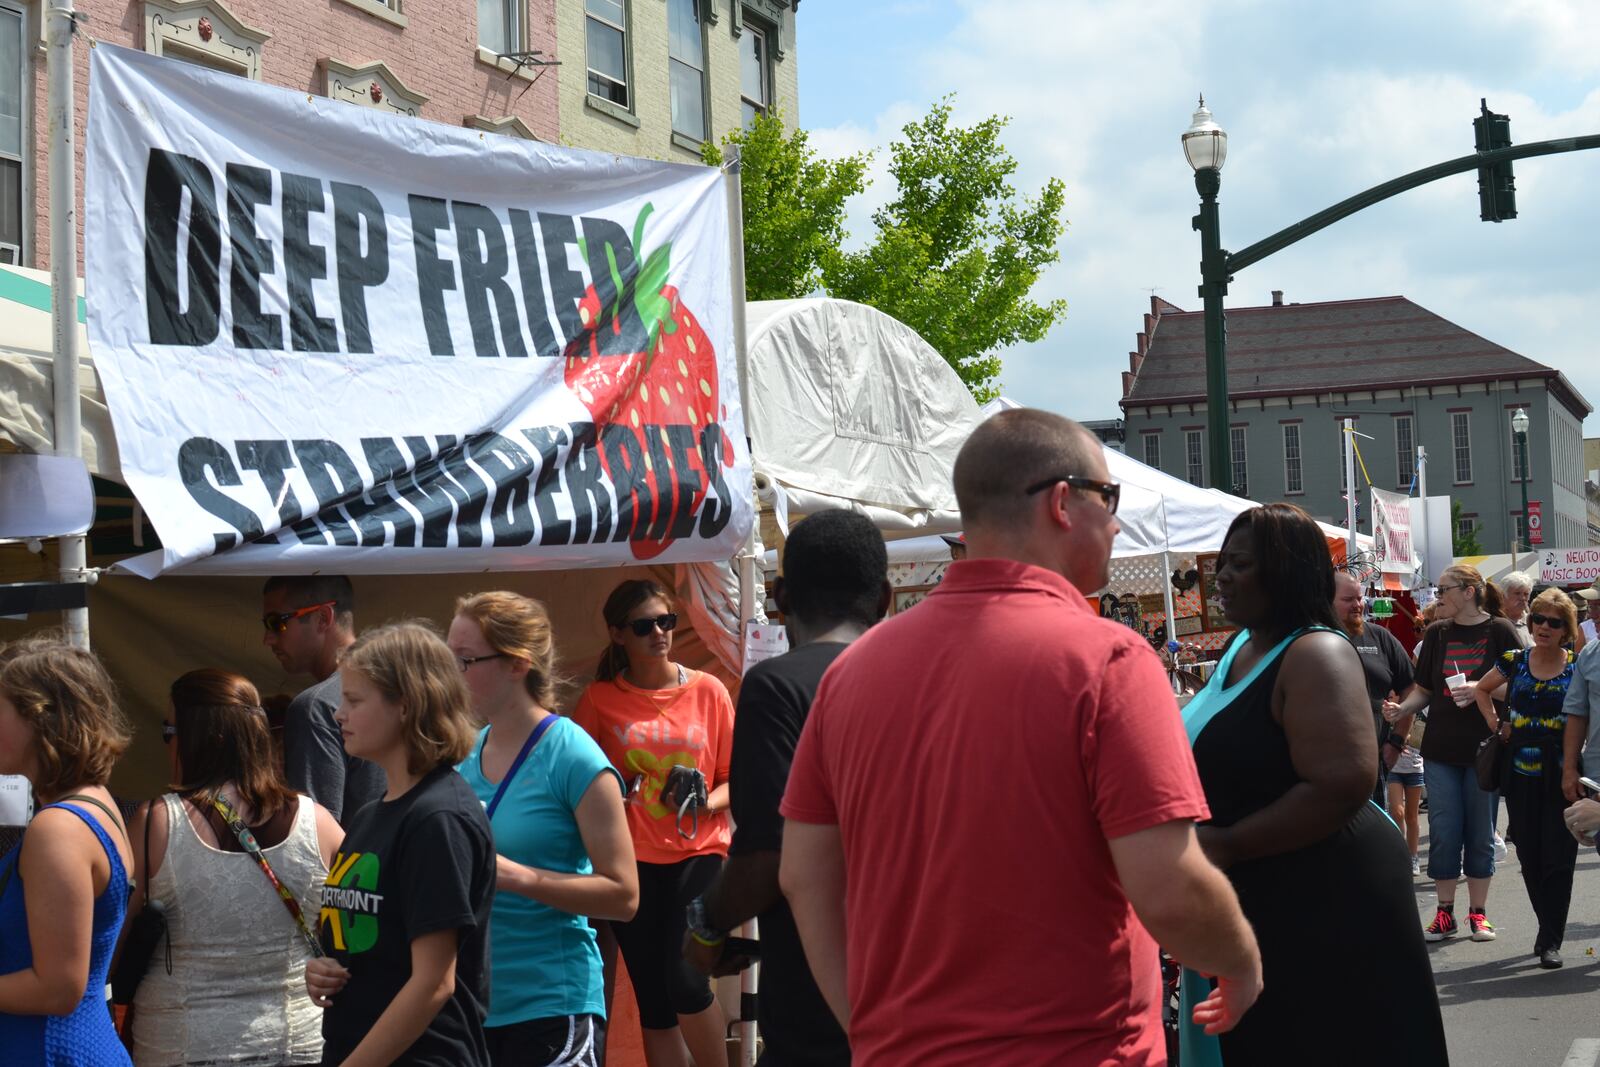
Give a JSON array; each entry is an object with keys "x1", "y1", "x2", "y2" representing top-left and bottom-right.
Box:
[{"x1": 794, "y1": 1, "x2": 1600, "y2": 441}]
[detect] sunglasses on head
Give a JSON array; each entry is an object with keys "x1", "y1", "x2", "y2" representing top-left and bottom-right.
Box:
[
  {"x1": 262, "y1": 601, "x2": 335, "y2": 634},
  {"x1": 626, "y1": 613, "x2": 678, "y2": 637},
  {"x1": 1528, "y1": 612, "x2": 1564, "y2": 629},
  {"x1": 1024, "y1": 474, "x2": 1121, "y2": 515},
  {"x1": 161, "y1": 720, "x2": 176, "y2": 744}
]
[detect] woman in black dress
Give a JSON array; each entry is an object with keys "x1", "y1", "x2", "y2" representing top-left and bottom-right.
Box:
[{"x1": 1180, "y1": 504, "x2": 1447, "y2": 1065}]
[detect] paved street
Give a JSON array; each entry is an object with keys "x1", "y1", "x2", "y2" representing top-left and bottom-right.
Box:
[{"x1": 1422, "y1": 807, "x2": 1600, "y2": 1067}]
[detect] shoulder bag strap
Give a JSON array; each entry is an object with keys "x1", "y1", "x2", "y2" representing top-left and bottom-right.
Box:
[
  {"x1": 486, "y1": 713, "x2": 559, "y2": 821},
  {"x1": 210, "y1": 794, "x2": 323, "y2": 958},
  {"x1": 58, "y1": 793, "x2": 130, "y2": 845}
]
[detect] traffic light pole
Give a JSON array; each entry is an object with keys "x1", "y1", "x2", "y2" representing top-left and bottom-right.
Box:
[{"x1": 1198, "y1": 132, "x2": 1600, "y2": 491}]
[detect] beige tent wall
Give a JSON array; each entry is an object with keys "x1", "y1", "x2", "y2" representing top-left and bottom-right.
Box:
[{"x1": 0, "y1": 563, "x2": 731, "y2": 801}]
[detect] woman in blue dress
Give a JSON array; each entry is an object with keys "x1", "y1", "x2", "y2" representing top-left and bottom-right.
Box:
[
  {"x1": 0, "y1": 639, "x2": 135, "y2": 1066},
  {"x1": 1179, "y1": 505, "x2": 1447, "y2": 1065},
  {"x1": 1473, "y1": 588, "x2": 1580, "y2": 968}
]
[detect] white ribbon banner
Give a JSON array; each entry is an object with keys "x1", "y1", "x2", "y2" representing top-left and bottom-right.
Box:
[
  {"x1": 1370, "y1": 487, "x2": 1416, "y2": 575},
  {"x1": 85, "y1": 45, "x2": 751, "y2": 576}
]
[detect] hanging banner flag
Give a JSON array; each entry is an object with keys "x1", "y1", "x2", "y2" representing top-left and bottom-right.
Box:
[
  {"x1": 1370, "y1": 487, "x2": 1416, "y2": 575},
  {"x1": 84, "y1": 44, "x2": 750, "y2": 576},
  {"x1": 1527, "y1": 500, "x2": 1543, "y2": 545}
]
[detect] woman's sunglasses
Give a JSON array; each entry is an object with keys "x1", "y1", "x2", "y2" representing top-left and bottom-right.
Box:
[
  {"x1": 626, "y1": 613, "x2": 679, "y2": 637},
  {"x1": 161, "y1": 720, "x2": 176, "y2": 744},
  {"x1": 1528, "y1": 612, "x2": 1564, "y2": 629}
]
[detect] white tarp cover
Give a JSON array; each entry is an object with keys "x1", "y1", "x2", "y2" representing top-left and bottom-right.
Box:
[
  {"x1": 85, "y1": 45, "x2": 751, "y2": 577},
  {"x1": 745, "y1": 299, "x2": 980, "y2": 531}
]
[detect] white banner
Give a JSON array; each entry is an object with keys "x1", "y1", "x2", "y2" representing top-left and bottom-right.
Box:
[
  {"x1": 1538, "y1": 548, "x2": 1600, "y2": 587},
  {"x1": 85, "y1": 45, "x2": 751, "y2": 576},
  {"x1": 1371, "y1": 487, "x2": 1416, "y2": 575}
]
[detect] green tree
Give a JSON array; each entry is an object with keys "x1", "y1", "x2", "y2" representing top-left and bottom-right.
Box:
[
  {"x1": 704, "y1": 112, "x2": 869, "y2": 302},
  {"x1": 822, "y1": 99, "x2": 1068, "y2": 402},
  {"x1": 1451, "y1": 500, "x2": 1481, "y2": 556}
]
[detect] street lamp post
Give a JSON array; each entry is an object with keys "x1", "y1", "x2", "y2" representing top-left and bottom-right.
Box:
[
  {"x1": 1183, "y1": 98, "x2": 1232, "y2": 491},
  {"x1": 1512, "y1": 407, "x2": 1530, "y2": 564}
]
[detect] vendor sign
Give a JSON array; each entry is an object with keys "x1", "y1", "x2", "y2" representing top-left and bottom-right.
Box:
[
  {"x1": 85, "y1": 45, "x2": 750, "y2": 576},
  {"x1": 1539, "y1": 548, "x2": 1600, "y2": 587},
  {"x1": 1371, "y1": 487, "x2": 1416, "y2": 576}
]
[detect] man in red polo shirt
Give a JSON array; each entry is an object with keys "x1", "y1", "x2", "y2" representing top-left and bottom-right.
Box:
[{"x1": 779, "y1": 408, "x2": 1261, "y2": 1065}]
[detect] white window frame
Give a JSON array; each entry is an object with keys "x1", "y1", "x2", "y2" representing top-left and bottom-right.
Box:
[
  {"x1": 1142, "y1": 431, "x2": 1161, "y2": 471},
  {"x1": 478, "y1": 0, "x2": 521, "y2": 56},
  {"x1": 0, "y1": 0, "x2": 27, "y2": 266},
  {"x1": 1512, "y1": 512, "x2": 1526, "y2": 545},
  {"x1": 1451, "y1": 411, "x2": 1473, "y2": 484},
  {"x1": 1282, "y1": 423, "x2": 1303, "y2": 495},
  {"x1": 584, "y1": 0, "x2": 630, "y2": 111},
  {"x1": 1229, "y1": 425, "x2": 1248, "y2": 497},
  {"x1": 1394, "y1": 415, "x2": 1415, "y2": 489},
  {"x1": 143, "y1": 0, "x2": 270, "y2": 80},
  {"x1": 1184, "y1": 429, "x2": 1204, "y2": 486},
  {"x1": 1458, "y1": 514, "x2": 1479, "y2": 540},
  {"x1": 666, "y1": 0, "x2": 706, "y2": 142},
  {"x1": 739, "y1": 22, "x2": 770, "y2": 127}
]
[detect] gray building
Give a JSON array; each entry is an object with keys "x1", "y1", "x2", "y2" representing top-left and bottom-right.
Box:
[{"x1": 1119, "y1": 294, "x2": 1591, "y2": 552}]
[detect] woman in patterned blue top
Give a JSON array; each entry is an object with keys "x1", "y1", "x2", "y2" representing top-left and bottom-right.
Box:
[
  {"x1": 0, "y1": 639, "x2": 135, "y2": 1066},
  {"x1": 1473, "y1": 588, "x2": 1580, "y2": 969}
]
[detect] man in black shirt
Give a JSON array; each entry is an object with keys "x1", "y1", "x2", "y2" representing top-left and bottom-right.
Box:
[
  {"x1": 1334, "y1": 571, "x2": 1415, "y2": 798},
  {"x1": 683, "y1": 508, "x2": 890, "y2": 1066}
]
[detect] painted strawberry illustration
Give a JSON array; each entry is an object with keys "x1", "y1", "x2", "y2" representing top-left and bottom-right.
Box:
[{"x1": 563, "y1": 203, "x2": 734, "y2": 559}]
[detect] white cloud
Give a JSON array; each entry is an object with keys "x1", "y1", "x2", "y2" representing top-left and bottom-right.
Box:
[{"x1": 801, "y1": 1, "x2": 1600, "y2": 434}]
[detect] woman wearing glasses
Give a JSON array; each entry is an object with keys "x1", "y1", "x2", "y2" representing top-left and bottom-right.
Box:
[
  {"x1": 450, "y1": 592, "x2": 638, "y2": 1067},
  {"x1": 1472, "y1": 589, "x2": 1581, "y2": 968},
  {"x1": 125, "y1": 669, "x2": 343, "y2": 1067},
  {"x1": 572, "y1": 580, "x2": 734, "y2": 1067},
  {"x1": 1390, "y1": 563, "x2": 1520, "y2": 944}
]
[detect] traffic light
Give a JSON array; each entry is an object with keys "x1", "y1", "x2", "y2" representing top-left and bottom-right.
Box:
[{"x1": 1474, "y1": 98, "x2": 1517, "y2": 222}]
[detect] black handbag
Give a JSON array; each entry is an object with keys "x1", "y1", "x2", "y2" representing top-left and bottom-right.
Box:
[
  {"x1": 110, "y1": 800, "x2": 171, "y2": 1005},
  {"x1": 1475, "y1": 730, "x2": 1508, "y2": 792}
]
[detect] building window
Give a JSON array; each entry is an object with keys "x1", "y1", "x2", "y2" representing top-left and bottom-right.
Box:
[
  {"x1": 1142, "y1": 432, "x2": 1160, "y2": 471},
  {"x1": 143, "y1": 0, "x2": 270, "y2": 80},
  {"x1": 0, "y1": 2, "x2": 23, "y2": 264},
  {"x1": 585, "y1": 0, "x2": 628, "y2": 108},
  {"x1": 1511, "y1": 421, "x2": 1530, "y2": 483},
  {"x1": 739, "y1": 23, "x2": 769, "y2": 127},
  {"x1": 1283, "y1": 424, "x2": 1303, "y2": 494},
  {"x1": 1458, "y1": 513, "x2": 1479, "y2": 541},
  {"x1": 1512, "y1": 512, "x2": 1526, "y2": 545},
  {"x1": 324, "y1": 59, "x2": 428, "y2": 118},
  {"x1": 478, "y1": 0, "x2": 520, "y2": 54},
  {"x1": 1451, "y1": 411, "x2": 1472, "y2": 483},
  {"x1": 1229, "y1": 426, "x2": 1248, "y2": 497},
  {"x1": 1395, "y1": 415, "x2": 1415, "y2": 489},
  {"x1": 1184, "y1": 430, "x2": 1204, "y2": 486},
  {"x1": 667, "y1": 0, "x2": 705, "y2": 141}
]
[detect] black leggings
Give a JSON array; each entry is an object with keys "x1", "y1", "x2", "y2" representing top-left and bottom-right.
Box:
[
  {"x1": 1504, "y1": 768, "x2": 1579, "y2": 951},
  {"x1": 610, "y1": 855, "x2": 723, "y2": 1030}
]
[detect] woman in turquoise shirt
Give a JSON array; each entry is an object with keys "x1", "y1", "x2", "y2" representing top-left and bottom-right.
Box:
[{"x1": 451, "y1": 592, "x2": 639, "y2": 1067}]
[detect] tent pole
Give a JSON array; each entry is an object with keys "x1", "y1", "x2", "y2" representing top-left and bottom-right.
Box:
[
  {"x1": 1343, "y1": 418, "x2": 1357, "y2": 564},
  {"x1": 722, "y1": 141, "x2": 761, "y2": 1067},
  {"x1": 47, "y1": 0, "x2": 88, "y2": 649},
  {"x1": 1161, "y1": 550, "x2": 1177, "y2": 653}
]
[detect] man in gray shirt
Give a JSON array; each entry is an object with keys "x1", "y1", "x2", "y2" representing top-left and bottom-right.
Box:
[
  {"x1": 1560, "y1": 633, "x2": 1600, "y2": 804},
  {"x1": 261, "y1": 575, "x2": 385, "y2": 822}
]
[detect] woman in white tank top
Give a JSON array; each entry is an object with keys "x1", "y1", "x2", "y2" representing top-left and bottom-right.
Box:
[{"x1": 124, "y1": 669, "x2": 344, "y2": 1067}]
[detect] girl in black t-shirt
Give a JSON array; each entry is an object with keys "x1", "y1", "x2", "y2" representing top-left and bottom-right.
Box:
[{"x1": 306, "y1": 622, "x2": 496, "y2": 1067}]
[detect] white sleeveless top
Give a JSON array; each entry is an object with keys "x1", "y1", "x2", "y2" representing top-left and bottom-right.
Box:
[{"x1": 131, "y1": 793, "x2": 326, "y2": 1067}]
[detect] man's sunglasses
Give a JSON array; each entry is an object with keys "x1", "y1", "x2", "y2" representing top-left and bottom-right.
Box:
[
  {"x1": 1024, "y1": 475, "x2": 1121, "y2": 515},
  {"x1": 262, "y1": 601, "x2": 335, "y2": 634},
  {"x1": 1528, "y1": 612, "x2": 1564, "y2": 629},
  {"x1": 626, "y1": 613, "x2": 679, "y2": 637}
]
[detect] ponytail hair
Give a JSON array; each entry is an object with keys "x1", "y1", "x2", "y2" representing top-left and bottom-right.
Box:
[
  {"x1": 1440, "y1": 563, "x2": 1503, "y2": 618},
  {"x1": 594, "y1": 579, "x2": 676, "y2": 682}
]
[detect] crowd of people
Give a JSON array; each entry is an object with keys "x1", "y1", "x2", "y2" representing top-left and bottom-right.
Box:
[{"x1": 11, "y1": 406, "x2": 1600, "y2": 1065}]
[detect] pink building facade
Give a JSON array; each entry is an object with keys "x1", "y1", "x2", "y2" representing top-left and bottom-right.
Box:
[{"x1": 6, "y1": 0, "x2": 559, "y2": 272}]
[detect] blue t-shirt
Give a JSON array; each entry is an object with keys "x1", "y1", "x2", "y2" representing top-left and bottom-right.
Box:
[{"x1": 458, "y1": 716, "x2": 622, "y2": 1026}]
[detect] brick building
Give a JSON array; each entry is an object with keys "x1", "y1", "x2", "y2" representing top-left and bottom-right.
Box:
[
  {"x1": 1119, "y1": 292, "x2": 1592, "y2": 553},
  {"x1": 557, "y1": 0, "x2": 798, "y2": 162},
  {"x1": 6, "y1": 0, "x2": 566, "y2": 273}
]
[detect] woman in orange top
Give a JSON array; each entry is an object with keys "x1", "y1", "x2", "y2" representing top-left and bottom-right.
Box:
[{"x1": 572, "y1": 580, "x2": 733, "y2": 1067}]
